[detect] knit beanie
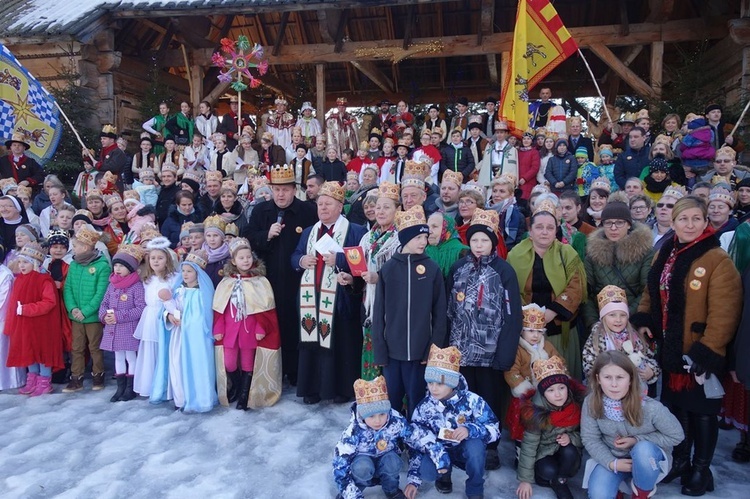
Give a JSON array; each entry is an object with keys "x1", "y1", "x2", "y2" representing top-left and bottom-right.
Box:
[
  {"x1": 465, "y1": 208, "x2": 499, "y2": 248},
  {"x1": 533, "y1": 356, "x2": 570, "y2": 394},
  {"x1": 424, "y1": 345, "x2": 461, "y2": 389},
  {"x1": 354, "y1": 376, "x2": 391, "y2": 420},
  {"x1": 181, "y1": 177, "x2": 200, "y2": 193},
  {"x1": 599, "y1": 148, "x2": 614, "y2": 158},
  {"x1": 600, "y1": 202, "x2": 632, "y2": 225},
  {"x1": 737, "y1": 178, "x2": 750, "y2": 191},
  {"x1": 649, "y1": 154, "x2": 670, "y2": 173},
  {"x1": 575, "y1": 146, "x2": 588, "y2": 159},
  {"x1": 395, "y1": 205, "x2": 429, "y2": 247}
]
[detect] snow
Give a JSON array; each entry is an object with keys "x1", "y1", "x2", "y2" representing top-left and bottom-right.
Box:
[{"x1": 1, "y1": 373, "x2": 748, "y2": 499}]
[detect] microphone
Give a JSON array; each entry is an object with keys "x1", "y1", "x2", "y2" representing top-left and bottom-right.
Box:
[{"x1": 276, "y1": 210, "x2": 285, "y2": 225}]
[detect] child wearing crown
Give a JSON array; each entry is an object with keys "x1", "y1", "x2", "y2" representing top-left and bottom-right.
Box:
[
  {"x1": 213, "y1": 238, "x2": 281, "y2": 410},
  {"x1": 410, "y1": 345, "x2": 500, "y2": 497},
  {"x1": 582, "y1": 285, "x2": 659, "y2": 386},
  {"x1": 43, "y1": 229, "x2": 73, "y2": 383},
  {"x1": 98, "y1": 244, "x2": 146, "y2": 402},
  {"x1": 332, "y1": 375, "x2": 449, "y2": 499},
  {"x1": 202, "y1": 215, "x2": 231, "y2": 287},
  {"x1": 516, "y1": 356, "x2": 585, "y2": 499},
  {"x1": 504, "y1": 304, "x2": 564, "y2": 453}
]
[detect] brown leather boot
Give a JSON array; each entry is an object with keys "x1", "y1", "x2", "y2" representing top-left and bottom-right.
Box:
[
  {"x1": 62, "y1": 375, "x2": 84, "y2": 393},
  {"x1": 92, "y1": 372, "x2": 105, "y2": 391}
]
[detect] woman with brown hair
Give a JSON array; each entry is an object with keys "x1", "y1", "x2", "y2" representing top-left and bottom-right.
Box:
[{"x1": 632, "y1": 196, "x2": 742, "y2": 496}]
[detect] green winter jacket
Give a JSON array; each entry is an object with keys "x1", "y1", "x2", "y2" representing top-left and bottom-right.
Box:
[
  {"x1": 63, "y1": 255, "x2": 111, "y2": 323},
  {"x1": 583, "y1": 223, "x2": 653, "y2": 329}
]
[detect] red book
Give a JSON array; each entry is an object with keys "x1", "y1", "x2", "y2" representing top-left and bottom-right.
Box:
[{"x1": 343, "y1": 246, "x2": 368, "y2": 276}]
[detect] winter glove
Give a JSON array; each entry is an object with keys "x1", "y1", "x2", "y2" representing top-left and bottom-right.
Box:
[{"x1": 689, "y1": 361, "x2": 707, "y2": 377}]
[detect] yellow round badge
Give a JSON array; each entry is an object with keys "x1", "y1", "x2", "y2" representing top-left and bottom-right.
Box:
[
  {"x1": 456, "y1": 292, "x2": 465, "y2": 302},
  {"x1": 88, "y1": 267, "x2": 96, "y2": 274},
  {"x1": 694, "y1": 267, "x2": 706, "y2": 277},
  {"x1": 120, "y1": 294, "x2": 128, "y2": 302},
  {"x1": 690, "y1": 279, "x2": 701, "y2": 290},
  {"x1": 296, "y1": 226, "x2": 303, "y2": 234},
  {"x1": 376, "y1": 439, "x2": 388, "y2": 451},
  {"x1": 416, "y1": 264, "x2": 426, "y2": 275}
]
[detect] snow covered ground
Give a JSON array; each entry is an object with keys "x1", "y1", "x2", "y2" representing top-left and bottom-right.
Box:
[{"x1": 0, "y1": 380, "x2": 746, "y2": 499}]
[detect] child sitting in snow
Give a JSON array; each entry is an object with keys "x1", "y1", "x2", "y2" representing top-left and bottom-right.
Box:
[
  {"x1": 332, "y1": 375, "x2": 448, "y2": 499},
  {"x1": 410, "y1": 345, "x2": 500, "y2": 497},
  {"x1": 504, "y1": 304, "x2": 563, "y2": 452},
  {"x1": 582, "y1": 285, "x2": 659, "y2": 386}
]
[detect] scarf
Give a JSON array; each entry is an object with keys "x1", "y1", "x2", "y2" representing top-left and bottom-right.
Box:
[
  {"x1": 90, "y1": 213, "x2": 111, "y2": 228},
  {"x1": 586, "y1": 206, "x2": 602, "y2": 223},
  {"x1": 559, "y1": 221, "x2": 578, "y2": 245},
  {"x1": 519, "y1": 337, "x2": 550, "y2": 377},
  {"x1": 729, "y1": 221, "x2": 750, "y2": 273},
  {"x1": 73, "y1": 250, "x2": 99, "y2": 265},
  {"x1": 644, "y1": 175, "x2": 672, "y2": 194},
  {"x1": 202, "y1": 241, "x2": 230, "y2": 264},
  {"x1": 602, "y1": 395, "x2": 625, "y2": 422},
  {"x1": 229, "y1": 275, "x2": 249, "y2": 321},
  {"x1": 425, "y1": 215, "x2": 468, "y2": 277},
  {"x1": 8, "y1": 155, "x2": 26, "y2": 182},
  {"x1": 362, "y1": 224, "x2": 400, "y2": 322},
  {"x1": 96, "y1": 143, "x2": 119, "y2": 170},
  {"x1": 299, "y1": 216, "x2": 350, "y2": 349},
  {"x1": 110, "y1": 271, "x2": 140, "y2": 289},
  {"x1": 549, "y1": 401, "x2": 582, "y2": 428}
]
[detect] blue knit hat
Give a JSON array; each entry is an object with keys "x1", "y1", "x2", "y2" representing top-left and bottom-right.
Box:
[
  {"x1": 424, "y1": 344, "x2": 461, "y2": 389},
  {"x1": 354, "y1": 376, "x2": 391, "y2": 419},
  {"x1": 575, "y1": 146, "x2": 588, "y2": 159}
]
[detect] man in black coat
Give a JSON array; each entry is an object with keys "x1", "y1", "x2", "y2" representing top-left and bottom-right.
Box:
[
  {"x1": 216, "y1": 94, "x2": 255, "y2": 151},
  {"x1": 0, "y1": 133, "x2": 45, "y2": 189},
  {"x1": 439, "y1": 129, "x2": 475, "y2": 184},
  {"x1": 90, "y1": 125, "x2": 129, "y2": 191},
  {"x1": 614, "y1": 126, "x2": 651, "y2": 189},
  {"x1": 243, "y1": 165, "x2": 318, "y2": 385},
  {"x1": 567, "y1": 116, "x2": 594, "y2": 162}
]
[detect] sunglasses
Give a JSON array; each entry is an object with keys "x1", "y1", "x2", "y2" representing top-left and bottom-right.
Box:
[
  {"x1": 715, "y1": 159, "x2": 733, "y2": 163},
  {"x1": 656, "y1": 202, "x2": 675, "y2": 209}
]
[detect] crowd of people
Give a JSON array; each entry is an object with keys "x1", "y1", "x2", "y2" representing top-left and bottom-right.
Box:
[{"x1": 0, "y1": 89, "x2": 749, "y2": 499}]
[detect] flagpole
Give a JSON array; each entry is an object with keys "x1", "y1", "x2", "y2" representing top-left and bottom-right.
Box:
[
  {"x1": 722, "y1": 99, "x2": 750, "y2": 147},
  {"x1": 53, "y1": 100, "x2": 97, "y2": 164},
  {"x1": 577, "y1": 48, "x2": 614, "y2": 127}
]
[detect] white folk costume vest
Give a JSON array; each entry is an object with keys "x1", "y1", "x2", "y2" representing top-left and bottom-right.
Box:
[{"x1": 299, "y1": 216, "x2": 350, "y2": 349}]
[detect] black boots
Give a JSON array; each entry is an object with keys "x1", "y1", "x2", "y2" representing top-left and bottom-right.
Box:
[
  {"x1": 235, "y1": 371, "x2": 253, "y2": 411},
  {"x1": 663, "y1": 406, "x2": 692, "y2": 485},
  {"x1": 548, "y1": 478, "x2": 574, "y2": 499},
  {"x1": 435, "y1": 472, "x2": 452, "y2": 494},
  {"x1": 110, "y1": 375, "x2": 126, "y2": 402},
  {"x1": 484, "y1": 448, "x2": 500, "y2": 470},
  {"x1": 120, "y1": 375, "x2": 136, "y2": 401},
  {"x1": 227, "y1": 370, "x2": 241, "y2": 403},
  {"x1": 682, "y1": 413, "x2": 718, "y2": 496}
]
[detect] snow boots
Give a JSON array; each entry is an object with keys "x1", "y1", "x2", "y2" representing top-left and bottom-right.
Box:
[
  {"x1": 110, "y1": 375, "x2": 127, "y2": 402},
  {"x1": 235, "y1": 371, "x2": 253, "y2": 411},
  {"x1": 29, "y1": 376, "x2": 52, "y2": 396},
  {"x1": 19, "y1": 372, "x2": 38, "y2": 395}
]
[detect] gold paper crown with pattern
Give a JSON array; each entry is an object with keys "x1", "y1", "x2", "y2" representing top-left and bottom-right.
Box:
[
  {"x1": 204, "y1": 214, "x2": 227, "y2": 233},
  {"x1": 139, "y1": 168, "x2": 155, "y2": 180},
  {"x1": 185, "y1": 249, "x2": 208, "y2": 269},
  {"x1": 139, "y1": 223, "x2": 160, "y2": 242},
  {"x1": 336, "y1": 96, "x2": 347, "y2": 105},
  {"x1": 462, "y1": 181, "x2": 485, "y2": 196},
  {"x1": 86, "y1": 189, "x2": 103, "y2": 201},
  {"x1": 662, "y1": 185, "x2": 687, "y2": 200},
  {"x1": 252, "y1": 176, "x2": 269, "y2": 191},
  {"x1": 468, "y1": 115, "x2": 482, "y2": 125},
  {"x1": 358, "y1": 140, "x2": 369, "y2": 151},
  {"x1": 224, "y1": 222, "x2": 239, "y2": 237},
  {"x1": 354, "y1": 375, "x2": 389, "y2": 406},
  {"x1": 494, "y1": 120, "x2": 509, "y2": 131},
  {"x1": 470, "y1": 208, "x2": 499, "y2": 233},
  {"x1": 221, "y1": 179, "x2": 238, "y2": 193},
  {"x1": 319, "y1": 181, "x2": 346, "y2": 203},
  {"x1": 346, "y1": 170, "x2": 359, "y2": 181},
  {"x1": 183, "y1": 170, "x2": 202, "y2": 184},
  {"x1": 492, "y1": 172, "x2": 518, "y2": 189},
  {"x1": 636, "y1": 109, "x2": 650, "y2": 120},
  {"x1": 709, "y1": 186, "x2": 735, "y2": 208},
  {"x1": 104, "y1": 193, "x2": 123, "y2": 208},
  {"x1": 19, "y1": 242, "x2": 45, "y2": 264},
  {"x1": 716, "y1": 145, "x2": 737, "y2": 161},
  {"x1": 522, "y1": 304, "x2": 547, "y2": 331},
  {"x1": 394, "y1": 205, "x2": 427, "y2": 231},
  {"x1": 404, "y1": 160, "x2": 428, "y2": 178},
  {"x1": 213, "y1": 133, "x2": 228, "y2": 144},
  {"x1": 442, "y1": 170, "x2": 463, "y2": 187},
  {"x1": 597, "y1": 285, "x2": 628, "y2": 311},
  {"x1": 116, "y1": 243, "x2": 146, "y2": 265},
  {"x1": 74, "y1": 224, "x2": 101, "y2": 247},
  {"x1": 426, "y1": 344, "x2": 461, "y2": 373},
  {"x1": 531, "y1": 356, "x2": 568, "y2": 384},
  {"x1": 16, "y1": 185, "x2": 31, "y2": 198},
  {"x1": 229, "y1": 237, "x2": 252, "y2": 255},
  {"x1": 401, "y1": 175, "x2": 426, "y2": 190},
  {"x1": 274, "y1": 96, "x2": 288, "y2": 105},
  {"x1": 653, "y1": 134, "x2": 671, "y2": 147},
  {"x1": 103, "y1": 171, "x2": 117, "y2": 185},
  {"x1": 590, "y1": 177, "x2": 612, "y2": 193},
  {"x1": 533, "y1": 199, "x2": 558, "y2": 218},
  {"x1": 270, "y1": 164, "x2": 296, "y2": 185},
  {"x1": 0, "y1": 178, "x2": 17, "y2": 192},
  {"x1": 205, "y1": 170, "x2": 223, "y2": 183},
  {"x1": 161, "y1": 163, "x2": 178, "y2": 174},
  {"x1": 123, "y1": 190, "x2": 140, "y2": 203},
  {"x1": 181, "y1": 221, "x2": 195, "y2": 234},
  {"x1": 378, "y1": 181, "x2": 400, "y2": 202}
]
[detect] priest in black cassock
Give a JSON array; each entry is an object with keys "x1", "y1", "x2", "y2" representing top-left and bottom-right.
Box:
[
  {"x1": 291, "y1": 181, "x2": 367, "y2": 404},
  {"x1": 243, "y1": 164, "x2": 317, "y2": 385}
]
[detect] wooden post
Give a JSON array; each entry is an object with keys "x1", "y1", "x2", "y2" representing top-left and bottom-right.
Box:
[
  {"x1": 650, "y1": 41, "x2": 664, "y2": 99},
  {"x1": 316, "y1": 63, "x2": 326, "y2": 132},
  {"x1": 190, "y1": 64, "x2": 204, "y2": 115}
]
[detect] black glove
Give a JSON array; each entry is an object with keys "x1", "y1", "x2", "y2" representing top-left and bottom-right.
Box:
[{"x1": 689, "y1": 361, "x2": 707, "y2": 377}]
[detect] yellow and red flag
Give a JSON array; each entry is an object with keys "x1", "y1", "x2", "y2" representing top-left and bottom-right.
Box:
[{"x1": 498, "y1": 0, "x2": 578, "y2": 135}]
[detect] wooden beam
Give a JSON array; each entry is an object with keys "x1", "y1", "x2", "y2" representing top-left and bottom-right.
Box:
[
  {"x1": 317, "y1": 9, "x2": 336, "y2": 44},
  {"x1": 588, "y1": 44, "x2": 657, "y2": 99},
  {"x1": 350, "y1": 60, "x2": 394, "y2": 93},
  {"x1": 204, "y1": 81, "x2": 230, "y2": 106},
  {"x1": 273, "y1": 12, "x2": 291, "y2": 57},
  {"x1": 190, "y1": 64, "x2": 204, "y2": 113},
  {"x1": 487, "y1": 54, "x2": 499, "y2": 87},
  {"x1": 619, "y1": 0, "x2": 630, "y2": 36},
  {"x1": 316, "y1": 64, "x2": 326, "y2": 132},
  {"x1": 478, "y1": 0, "x2": 494, "y2": 46},
  {"x1": 601, "y1": 45, "x2": 643, "y2": 84},
  {"x1": 333, "y1": 9, "x2": 350, "y2": 54},
  {"x1": 159, "y1": 19, "x2": 728, "y2": 67},
  {"x1": 650, "y1": 41, "x2": 664, "y2": 98},
  {"x1": 156, "y1": 22, "x2": 176, "y2": 59},
  {"x1": 402, "y1": 5, "x2": 416, "y2": 50},
  {"x1": 566, "y1": 97, "x2": 599, "y2": 127}
]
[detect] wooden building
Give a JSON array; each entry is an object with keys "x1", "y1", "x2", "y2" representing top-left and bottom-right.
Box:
[{"x1": 0, "y1": 0, "x2": 748, "y2": 141}]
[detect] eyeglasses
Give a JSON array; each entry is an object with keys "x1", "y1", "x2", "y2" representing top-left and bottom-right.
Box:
[
  {"x1": 656, "y1": 202, "x2": 674, "y2": 209},
  {"x1": 631, "y1": 205, "x2": 648, "y2": 211},
  {"x1": 603, "y1": 220, "x2": 628, "y2": 229},
  {"x1": 458, "y1": 199, "x2": 477, "y2": 206},
  {"x1": 715, "y1": 159, "x2": 732, "y2": 163}
]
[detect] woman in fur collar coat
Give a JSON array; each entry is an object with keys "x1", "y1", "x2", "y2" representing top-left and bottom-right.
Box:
[{"x1": 583, "y1": 203, "x2": 653, "y2": 330}]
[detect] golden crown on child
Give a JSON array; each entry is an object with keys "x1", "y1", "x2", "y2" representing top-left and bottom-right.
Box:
[
  {"x1": 395, "y1": 205, "x2": 427, "y2": 231},
  {"x1": 532, "y1": 356, "x2": 568, "y2": 382},
  {"x1": 354, "y1": 376, "x2": 389, "y2": 405}
]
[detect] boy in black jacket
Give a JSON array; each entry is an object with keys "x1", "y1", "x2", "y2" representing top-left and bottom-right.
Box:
[{"x1": 372, "y1": 205, "x2": 447, "y2": 419}]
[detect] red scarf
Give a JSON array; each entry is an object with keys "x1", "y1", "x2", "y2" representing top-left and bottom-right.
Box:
[
  {"x1": 8, "y1": 155, "x2": 26, "y2": 182},
  {"x1": 96, "y1": 144, "x2": 119, "y2": 170},
  {"x1": 549, "y1": 402, "x2": 582, "y2": 428},
  {"x1": 109, "y1": 271, "x2": 141, "y2": 289}
]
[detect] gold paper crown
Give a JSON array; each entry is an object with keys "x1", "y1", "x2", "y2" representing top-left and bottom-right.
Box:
[
  {"x1": 139, "y1": 168, "x2": 155, "y2": 180},
  {"x1": 394, "y1": 205, "x2": 427, "y2": 231},
  {"x1": 636, "y1": 109, "x2": 650, "y2": 120},
  {"x1": 404, "y1": 160, "x2": 428, "y2": 178},
  {"x1": 0, "y1": 178, "x2": 17, "y2": 191},
  {"x1": 123, "y1": 190, "x2": 140, "y2": 202},
  {"x1": 370, "y1": 127, "x2": 382, "y2": 136},
  {"x1": 19, "y1": 242, "x2": 45, "y2": 264},
  {"x1": 653, "y1": 134, "x2": 672, "y2": 147},
  {"x1": 104, "y1": 193, "x2": 123, "y2": 208},
  {"x1": 533, "y1": 199, "x2": 558, "y2": 218},
  {"x1": 252, "y1": 176, "x2": 269, "y2": 191},
  {"x1": 270, "y1": 164, "x2": 296, "y2": 185},
  {"x1": 86, "y1": 189, "x2": 103, "y2": 201},
  {"x1": 470, "y1": 208, "x2": 499, "y2": 233},
  {"x1": 161, "y1": 163, "x2": 178, "y2": 174},
  {"x1": 336, "y1": 96, "x2": 347, "y2": 105},
  {"x1": 16, "y1": 185, "x2": 31, "y2": 198},
  {"x1": 229, "y1": 237, "x2": 252, "y2": 255},
  {"x1": 709, "y1": 186, "x2": 735, "y2": 208},
  {"x1": 358, "y1": 141, "x2": 369, "y2": 151},
  {"x1": 597, "y1": 285, "x2": 628, "y2": 311},
  {"x1": 401, "y1": 176, "x2": 426, "y2": 190},
  {"x1": 214, "y1": 133, "x2": 228, "y2": 143},
  {"x1": 354, "y1": 375, "x2": 389, "y2": 406},
  {"x1": 189, "y1": 223, "x2": 204, "y2": 233},
  {"x1": 378, "y1": 181, "x2": 400, "y2": 202},
  {"x1": 619, "y1": 112, "x2": 636, "y2": 123},
  {"x1": 590, "y1": 177, "x2": 612, "y2": 193},
  {"x1": 261, "y1": 132, "x2": 274, "y2": 143},
  {"x1": 319, "y1": 181, "x2": 346, "y2": 203},
  {"x1": 522, "y1": 304, "x2": 547, "y2": 331},
  {"x1": 442, "y1": 170, "x2": 463, "y2": 187},
  {"x1": 183, "y1": 170, "x2": 202, "y2": 184},
  {"x1": 74, "y1": 209, "x2": 93, "y2": 220},
  {"x1": 103, "y1": 171, "x2": 117, "y2": 185},
  {"x1": 397, "y1": 139, "x2": 409, "y2": 148},
  {"x1": 468, "y1": 115, "x2": 482, "y2": 125},
  {"x1": 384, "y1": 137, "x2": 395, "y2": 145},
  {"x1": 221, "y1": 179, "x2": 238, "y2": 193},
  {"x1": 74, "y1": 224, "x2": 101, "y2": 247},
  {"x1": 531, "y1": 356, "x2": 568, "y2": 384},
  {"x1": 246, "y1": 165, "x2": 259, "y2": 177},
  {"x1": 462, "y1": 181, "x2": 485, "y2": 196},
  {"x1": 492, "y1": 172, "x2": 517, "y2": 189},
  {"x1": 139, "y1": 223, "x2": 160, "y2": 242},
  {"x1": 181, "y1": 222, "x2": 195, "y2": 234},
  {"x1": 205, "y1": 170, "x2": 223, "y2": 183},
  {"x1": 101, "y1": 124, "x2": 117, "y2": 135},
  {"x1": 346, "y1": 170, "x2": 359, "y2": 181},
  {"x1": 494, "y1": 120, "x2": 509, "y2": 131},
  {"x1": 716, "y1": 145, "x2": 737, "y2": 161},
  {"x1": 662, "y1": 185, "x2": 687, "y2": 200},
  {"x1": 115, "y1": 243, "x2": 146, "y2": 265},
  {"x1": 224, "y1": 222, "x2": 239, "y2": 236},
  {"x1": 204, "y1": 214, "x2": 227, "y2": 233},
  {"x1": 274, "y1": 96, "x2": 288, "y2": 105},
  {"x1": 426, "y1": 344, "x2": 461, "y2": 373},
  {"x1": 185, "y1": 249, "x2": 208, "y2": 269}
]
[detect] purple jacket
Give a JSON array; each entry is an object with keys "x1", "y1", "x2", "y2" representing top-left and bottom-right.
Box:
[
  {"x1": 680, "y1": 127, "x2": 715, "y2": 162},
  {"x1": 99, "y1": 279, "x2": 146, "y2": 352}
]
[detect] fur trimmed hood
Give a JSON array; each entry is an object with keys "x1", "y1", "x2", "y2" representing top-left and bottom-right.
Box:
[{"x1": 586, "y1": 222, "x2": 652, "y2": 267}]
